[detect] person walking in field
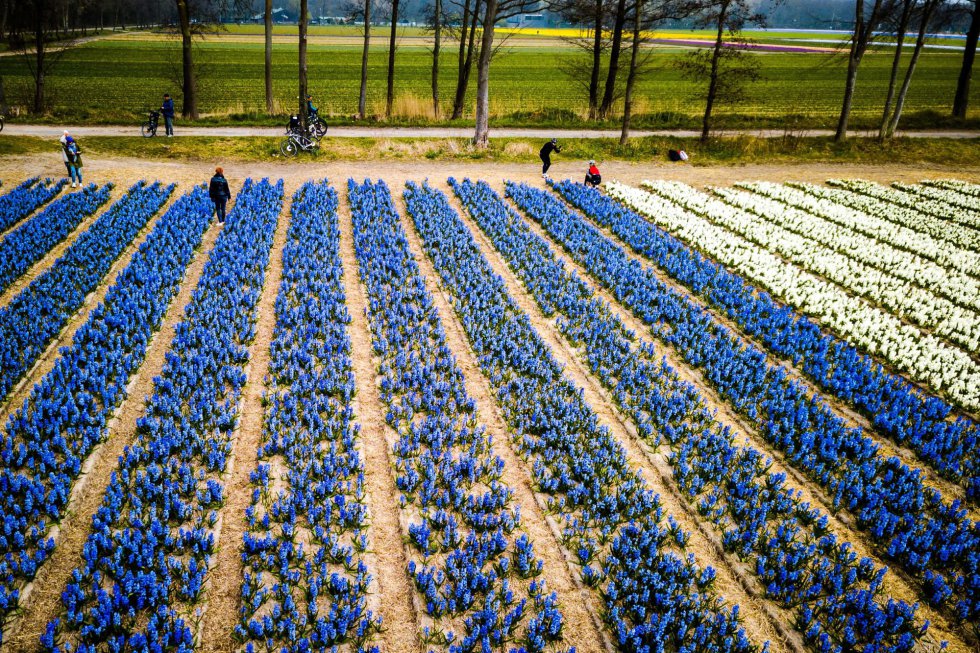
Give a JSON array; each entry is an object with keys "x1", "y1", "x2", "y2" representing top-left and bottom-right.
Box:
[
  {"x1": 60, "y1": 130, "x2": 83, "y2": 188},
  {"x1": 584, "y1": 160, "x2": 601, "y2": 187},
  {"x1": 161, "y1": 94, "x2": 175, "y2": 137},
  {"x1": 209, "y1": 167, "x2": 231, "y2": 223},
  {"x1": 540, "y1": 138, "x2": 561, "y2": 178}
]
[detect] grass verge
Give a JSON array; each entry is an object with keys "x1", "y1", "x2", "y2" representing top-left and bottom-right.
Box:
[{"x1": 4, "y1": 134, "x2": 980, "y2": 166}]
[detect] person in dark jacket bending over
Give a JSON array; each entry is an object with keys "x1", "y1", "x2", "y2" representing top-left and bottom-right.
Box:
[
  {"x1": 161, "y1": 94, "x2": 175, "y2": 137},
  {"x1": 539, "y1": 138, "x2": 561, "y2": 177},
  {"x1": 209, "y1": 167, "x2": 231, "y2": 223},
  {"x1": 585, "y1": 160, "x2": 601, "y2": 187}
]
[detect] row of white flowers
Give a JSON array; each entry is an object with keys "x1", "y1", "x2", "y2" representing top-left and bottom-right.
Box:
[
  {"x1": 606, "y1": 180, "x2": 980, "y2": 412},
  {"x1": 642, "y1": 180, "x2": 980, "y2": 356},
  {"x1": 831, "y1": 179, "x2": 980, "y2": 231},
  {"x1": 925, "y1": 179, "x2": 980, "y2": 200},
  {"x1": 792, "y1": 181, "x2": 980, "y2": 253},
  {"x1": 716, "y1": 185, "x2": 980, "y2": 313},
  {"x1": 896, "y1": 181, "x2": 980, "y2": 216},
  {"x1": 738, "y1": 181, "x2": 980, "y2": 281}
]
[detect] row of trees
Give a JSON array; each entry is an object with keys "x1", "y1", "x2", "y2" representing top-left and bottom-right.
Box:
[{"x1": 2, "y1": 0, "x2": 979, "y2": 146}]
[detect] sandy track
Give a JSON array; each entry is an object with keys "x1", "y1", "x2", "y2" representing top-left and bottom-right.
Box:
[
  {"x1": 0, "y1": 186, "x2": 116, "y2": 310},
  {"x1": 3, "y1": 214, "x2": 226, "y2": 653},
  {"x1": 198, "y1": 185, "x2": 292, "y2": 652},
  {"x1": 0, "y1": 185, "x2": 175, "y2": 427},
  {"x1": 336, "y1": 190, "x2": 421, "y2": 653},
  {"x1": 496, "y1": 181, "x2": 973, "y2": 652},
  {"x1": 569, "y1": 193, "x2": 978, "y2": 510},
  {"x1": 431, "y1": 178, "x2": 798, "y2": 653},
  {"x1": 394, "y1": 190, "x2": 610, "y2": 653}
]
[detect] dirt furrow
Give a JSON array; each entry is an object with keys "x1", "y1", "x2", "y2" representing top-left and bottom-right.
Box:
[
  {"x1": 0, "y1": 186, "x2": 177, "y2": 428},
  {"x1": 498, "y1": 182, "x2": 971, "y2": 652},
  {"x1": 431, "y1": 180, "x2": 796, "y2": 653},
  {"x1": 565, "y1": 186, "x2": 977, "y2": 512},
  {"x1": 394, "y1": 190, "x2": 610, "y2": 653},
  {"x1": 336, "y1": 189, "x2": 421, "y2": 653},
  {"x1": 3, "y1": 215, "x2": 226, "y2": 653},
  {"x1": 0, "y1": 186, "x2": 117, "y2": 311},
  {"x1": 198, "y1": 187, "x2": 292, "y2": 652}
]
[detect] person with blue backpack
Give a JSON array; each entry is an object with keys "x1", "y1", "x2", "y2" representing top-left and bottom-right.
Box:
[
  {"x1": 60, "y1": 130, "x2": 83, "y2": 188},
  {"x1": 161, "y1": 93, "x2": 175, "y2": 137}
]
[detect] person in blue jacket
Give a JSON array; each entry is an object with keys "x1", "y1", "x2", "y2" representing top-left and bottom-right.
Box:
[
  {"x1": 209, "y1": 167, "x2": 231, "y2": 223},
  {"x1": 161, "y1": 94, "x2": 175, "y2": 137}
]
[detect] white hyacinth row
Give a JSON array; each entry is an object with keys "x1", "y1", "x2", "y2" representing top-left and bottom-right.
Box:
[
  {"x1": 830, "y1": 179, "x2": 980, "y2": 231},
  {"x1": 642, "y1": 180, "x2": 980, "y2": 356},
  {"x1": 924, "y1": 179, "x2": 980, "y2": 200},
  {"x1": 737, "y1": 181, "x2": 980, "y2": 282},
  {"x1": 791, "y1": 181, "x2": 980, "y2": 254},
  {"x1": 606, "y1": 180, "x2": 980, "y2": 412},
  {"x1": 895, "y1": 181, "x2": 980, "y2": 216}
]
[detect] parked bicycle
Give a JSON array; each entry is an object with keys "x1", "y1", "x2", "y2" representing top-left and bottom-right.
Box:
[
  {"x1": 141, "y1": 109, "x2": 159, "y2": 138},
  {"x1": 307, "y1": 111, "x2": 328, "y2": 139},
  {"x1": 280, "y1": 115, "x2": 319, "y2": 157}
]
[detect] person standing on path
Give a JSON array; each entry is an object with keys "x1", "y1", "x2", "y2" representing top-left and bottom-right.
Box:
[
  {"x1": 209, "y1": 167, "x2": 231, "y2": 223},
  {"x1": 60, "y1": 130, "x2": 83, "y2": 188},
  {"x1": 161, "y1": 94, "x2": 175, "y2": 137},
  {"x1": 539, "y1": 138, "x2": 561, "y2": 177}
]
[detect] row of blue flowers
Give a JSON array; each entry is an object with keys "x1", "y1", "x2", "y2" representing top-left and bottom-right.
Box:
[
  {"x1": 349, "y1": 178, "x2": 568, "y2": 653},
  {"x1": 0, "y1": 183, "x2": 111, "y2": 295},
  {"x1": 507, "y1": 181, "x2": 980, "y2": 631},
  {"x1": 0, "y1": 181, "x2": 174, "y2": 403},
  {"x1": 0, "y1": 184, "x2": 214, "y2": 637},
  {"x1": 406, "y1": 179, "x2": 761, "y2": 653},
  {"x1": 42, "y1": 178, "x2": 283, "y2": 652},
  {"x1": 551, "y1": 180, "x2": 980, "y2": 497},
  {"x1": 450, "y1": 178, "x2": 925, "y2": 653},
  {"x1": 0, "y1": 177, "x2": 67, "y2": 234},
  {"x1": 237, "y1": 180, "x2": 382, "y2": 652}
]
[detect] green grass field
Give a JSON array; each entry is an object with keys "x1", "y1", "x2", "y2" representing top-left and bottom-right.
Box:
[{"x1": 0, "y1": 30, "x2": 977, "y2": 129}]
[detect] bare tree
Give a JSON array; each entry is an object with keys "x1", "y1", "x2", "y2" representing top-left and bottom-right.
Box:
[
  {"x1": 432, "y1": 0, "x2": 442, "y2": 116},
  {"x1": 878, "y1": 0, "x2": 914, "y2": 139},
  {"x1": 620, "y1": 0, "x2": 643, "y2": 142},
  {"x1": 450, "y1": 0, "x2": 481, "y2": 118},
  {"x1": 360, "y1": 0, "x2": 371, "y2": 118},
  {"x1": 835, "y1": 0, "x2": 886, "y2": 141},
  {"x1": 7, "y1": 0, "x2": 81, "y2": 113},
  {"x1": 265, "y1": 0, "x2": 273, "y2": 113},
  {"x1": 953, "y1": 0, "x2": 978, "y2": 118},
  {"x1": 598, "y1": 0, "x2": 627, "y2": 117},
  {"x1": 299, "y1": 0, "x2": 309, "y2": 124},
  {"x1": 386, "y1": 0, "x2": 400, "y2": 117},
  {"x1": 881, "y1": 0, "x2": 944, "y2": 137}
]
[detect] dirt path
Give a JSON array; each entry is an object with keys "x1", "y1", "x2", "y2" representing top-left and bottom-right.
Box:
[
  {"x1": 336, "y1": 190, "x2": 421, "y2": 653},
  {"x1": 198, "y1": 186, "x2": 292, "y2": 652},
  {"x1": 0, "y1": 185, "x2": 173, "y2": 425},
  {"x1": 3, "y1": 216, "x2": 225, "y2": 653},
  {"x1": 0, "y1": 185, "x2": 117, "y2": 310},
  {"x1": 491, "y1": 181, "x2": 972, "y2": 652},
  {"x1": 566, "y1": 189, "x2": 978, "y2": 510},
  {"x1": 5, "y1": 124, "x2": 980, "y2": 140},
  {"x1": 429, "y1": 179, "x2": 798, "y2": 653},
  {"x1": 394, "y1": 191, "x2": 610, "y2": 653}
]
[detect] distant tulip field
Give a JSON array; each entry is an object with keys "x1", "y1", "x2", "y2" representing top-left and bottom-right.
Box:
[{"x1": 0, "y1": 172, "x2": 977, "y2": 653}]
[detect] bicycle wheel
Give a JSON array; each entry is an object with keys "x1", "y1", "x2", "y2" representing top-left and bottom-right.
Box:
[
  {"x1": 0, "y1": 117, "x2": 4, "y2": 133},
  {"x1": 141, "y1": 122, "x2": 156, "y2": 138},
  {"x1": 312, "y1": 120, "x2": 327, "y2": 138},
  {"x1": 280, "y1": 138, "x2": 299, "y2": 157}
]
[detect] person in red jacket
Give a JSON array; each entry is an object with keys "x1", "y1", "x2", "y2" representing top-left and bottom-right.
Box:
[{"x1": 585, "y1": 160, "x2": 601, "y2": 187}]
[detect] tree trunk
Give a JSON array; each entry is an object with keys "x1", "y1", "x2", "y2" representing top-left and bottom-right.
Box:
[
  {"x1": 432, "y1": 0, "x2": 441, "y2": 117},
  {"x1": 886, "y1": 0, "x2": 938, "y2": 136},
  {"x1": 175, "y1": 0, "x2": 197, "y2": 119},
  {"x1": 472, "y1": 0, "x2": 497, "y2": 147},
  {"x1": 359, "y1": 0, "x2": 371, "y2": 118},
  {"x1": 835, "y1": 0, "x2": 883, "y2": 142},
  {"x1": 385, "y1": 0, "x2": 400, "y2": 118},
  {"x1": 299, "y1": 0, "x2": 309, "y2": 125},
  {"x1": 878, "y1": 0, "x2": 911, "y2": 139},
  {"x1": 588, "y1": 0, "x2": 603, "y2": 119},
  {"x1": 452, "y1": 0, "x2": 480, "y2": 119},
  {"x1": 700, "y1": 2, "x2": 728, "y2": 143},
  {"x1": 32, "y1": 7, "x2": 45, "y2": 114},
  {"x1": 265, "y1": 0, "x2": 273, "y2": 113},
  {"x1": 953, "y1": 1, "x2": 979, "y2": 119},
  {"x1": 598, "y1": 0, "x2": 626, "y2": 117},
  {"x1": 620, "y1": 0, "x2": 642, "y2": 144}
]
